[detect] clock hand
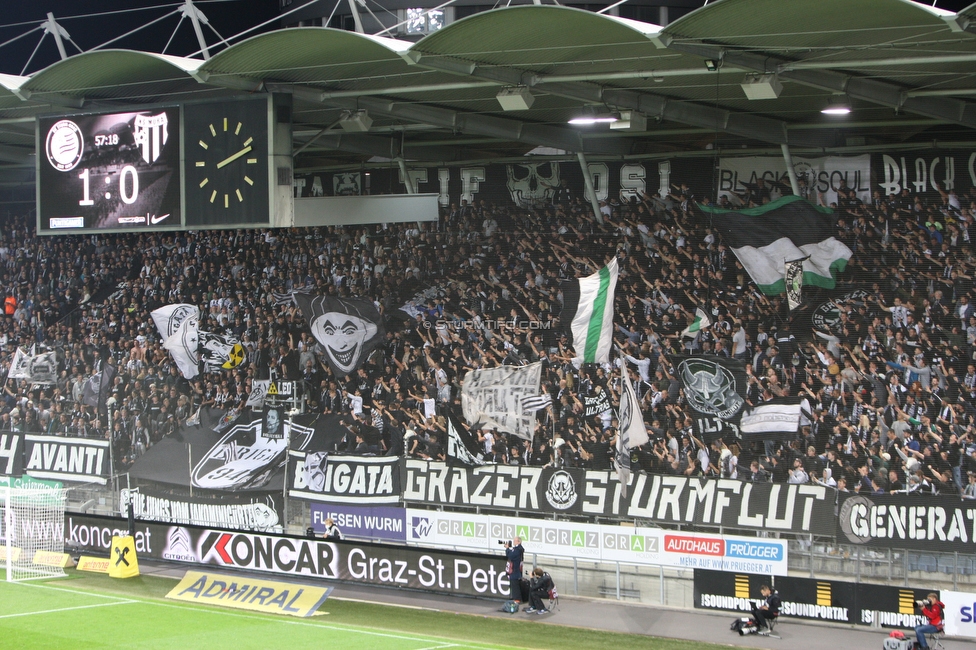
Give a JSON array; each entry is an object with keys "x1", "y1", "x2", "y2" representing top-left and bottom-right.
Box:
[{"x1": 215, "y1": 145, "x2": 253, "y2": 169}]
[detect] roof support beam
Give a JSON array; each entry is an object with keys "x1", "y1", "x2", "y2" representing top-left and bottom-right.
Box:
[
  {"x1": 403, "y1": 52, "x2": 831, "y2": 147},
  {"x1": 270, "y1": 83, "x2": 632, "y2": 155},
  {"x1": 310, "y1": 132, "x2": 476, "y2": 162},
  {"x1": 665, "y1": 41, "x2": 976, "y2": 130}
]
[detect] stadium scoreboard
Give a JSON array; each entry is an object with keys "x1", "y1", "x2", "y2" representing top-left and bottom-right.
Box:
[{"x1": 36, "y1": 96, "x2": 285, "y2": 234}]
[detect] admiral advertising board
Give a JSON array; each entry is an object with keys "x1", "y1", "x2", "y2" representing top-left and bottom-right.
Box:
[
  {"x1": 62, "y1": 514, "x2": 510, "y2": 599},
  {"x1": 694, "y1": 569, "x2": 937, "y2": 628},
  {"x1": 405, "y1": 510, "x2": 788, "y2": 575},
  {"x1": 837, "y1": 493, "x2": 976, "y2": 552},
  {"x1": 403, "y1": 460, "x2": 835, "y2": 535}
]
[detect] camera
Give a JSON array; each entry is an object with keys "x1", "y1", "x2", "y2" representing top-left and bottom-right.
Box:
[{"x1": 497, "y1": 539, "x2": 508, "y2": 546}]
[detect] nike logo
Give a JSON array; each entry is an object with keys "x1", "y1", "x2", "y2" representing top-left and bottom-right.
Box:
[{"x1": 149, "y1": 213, "x2": 171, "y2": 225}]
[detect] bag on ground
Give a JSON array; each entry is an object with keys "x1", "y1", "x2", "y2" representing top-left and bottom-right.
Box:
[{"x1": 730, "y1": 616, "x2": 757, "y2": 635}]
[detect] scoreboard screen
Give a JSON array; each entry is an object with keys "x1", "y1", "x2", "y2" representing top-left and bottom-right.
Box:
[{"x1": 37, "y1": 106, "x2": 182, "y2": 233}]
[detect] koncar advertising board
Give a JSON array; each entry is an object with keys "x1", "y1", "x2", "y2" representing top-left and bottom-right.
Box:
[
  {"x1": 62, "y1": 514, "x2": 509, "y2": 598},
  {"x1": 404, "y1": 460, "x2": 835, "y2": 535},
  {"x1": 405, "y1": 509, "x2": 788, "y2": 575}
]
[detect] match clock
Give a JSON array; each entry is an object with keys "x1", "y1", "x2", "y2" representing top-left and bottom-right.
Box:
[{"x1": 184, "y1": 97, "x2": 270, "y2": 227}]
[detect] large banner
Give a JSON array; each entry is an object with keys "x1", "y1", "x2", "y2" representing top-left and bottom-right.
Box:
[
  {"x1": 121, "y1": 485, "x2": 283, "y2": 533},
  {"x1": 873, "y1": 150, "x2": 976, "y2": 199},
  {"x1": 293, "y1": 158, "x2": 714, "y2": 209},
  {"x1": 405, "y1": 509, "x2": 788, "y2": 575},
  {"x1": 24, "y1": 435, "x2": 110, "y2": 484},
  {"x1": 836, "y1": 492, "x2": 976, "y2": 552},
  {"x1": 62, "y1": 514, "x2": 511, "y2": 599},
  {"x1": 310, "y1": 504, "x2": 406, "y2": 542},
  {"x1": 717, "y1": 154, "x2": 871, "y2": 205},
  {"x1": 461, "y1": 363, "x2": 542, "y2": 440},
  {"x1": 288, "y1": 453, "x2": 402, "y2": 505},
  {"x1": 671, "y1": 355, "x2": 748, "y2": 442},
  {"x1": 694, "y1": 569, "x2": 936, "y2": 628},
  {"x1": 0, "y1": 432, "x2": 23, "y2": 476},
  {"x1": 403, "y1": 460, "x2": 836, "y2": 534}
]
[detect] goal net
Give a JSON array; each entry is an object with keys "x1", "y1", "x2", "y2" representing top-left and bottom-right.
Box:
[{"x1": 0, "y1": 481, "x2": 67, "y2": 582}]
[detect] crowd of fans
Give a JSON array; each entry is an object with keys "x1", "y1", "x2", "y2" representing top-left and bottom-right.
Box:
[{"x1": 3, "y1": 171, "x2": 976, "y2": 498}]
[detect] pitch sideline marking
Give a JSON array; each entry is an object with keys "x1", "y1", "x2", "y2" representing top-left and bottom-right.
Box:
[
  {"x1": 7, "y1": 580, "x2": 505, "y2": 650},
  {"x1": 0, "y1": 600, "x2": 135, "y2": 619}
]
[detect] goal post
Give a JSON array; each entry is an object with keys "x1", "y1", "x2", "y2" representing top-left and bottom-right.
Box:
[{"x1": 0, "y1": 477, "x2": 67, "y2": 582}]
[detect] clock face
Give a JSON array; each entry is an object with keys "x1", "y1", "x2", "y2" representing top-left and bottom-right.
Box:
[{"x1": 184, "y1": 98, "x2": 270, "y2": 227}]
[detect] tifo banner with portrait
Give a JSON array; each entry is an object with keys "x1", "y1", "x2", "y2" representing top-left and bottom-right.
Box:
[
  {"x1": 836, "y1": 492, "x2": 976, "y2": 552},
  {"x1": 62, "y1": 513, "x2": 511, "y2": 599},
  {"x1": 405, "y1": 509, "x2": 788, "y2": 575},
  {"x1": 694, "y1": 569, "x2": 937, "y2": 628},
  {"x1": 402, "y1": 460, "x2": 836, "y2": 534}
]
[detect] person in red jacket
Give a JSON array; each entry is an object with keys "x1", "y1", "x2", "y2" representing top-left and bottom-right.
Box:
[{"x1": 914, "y1": 593, "x2": 945, "y2": 649}]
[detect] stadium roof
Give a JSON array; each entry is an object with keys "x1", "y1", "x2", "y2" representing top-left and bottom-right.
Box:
[{"x1": 1, "y1": 0, "x2": 976, "y2": 173}]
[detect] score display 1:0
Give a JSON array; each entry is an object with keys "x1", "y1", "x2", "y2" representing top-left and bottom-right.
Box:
[{"x1": 37, "y1": 107, "x2": 182, "y2": 232}]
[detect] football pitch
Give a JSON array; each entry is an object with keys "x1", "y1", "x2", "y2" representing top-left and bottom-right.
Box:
[{"x1": 0, "y1": 571, "x2": 732, "y2": 650}]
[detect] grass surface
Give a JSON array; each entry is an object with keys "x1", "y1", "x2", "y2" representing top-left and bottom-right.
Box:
[{"x1": 0, "y1": 571, "x2": 735, "y2": 650}]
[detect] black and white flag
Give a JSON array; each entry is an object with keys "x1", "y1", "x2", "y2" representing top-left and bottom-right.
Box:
[
  {"x1": 616, "y1": 362, "x2": 649, "y2": 497},
  {"x1": 163, "y1": 314, "x2": 201, "y2": 379},
  {"x1": 199, "y1": 331, "x2": 244, "y2": 373},
  {"x1": 151, "y1": 303, "x2": 199, "y2": 342},
  {"x1": 26, "y1": 351, "x2": 57, "y2": 385},
  {"x1": 7, "y1": 345, "x2": 31, "y2": 380},
  {"x1": 584, "y1": 389, "x2": 611, "y2": 417},
  {"x1": 785, "y1": 256, "x2": 808, "y2": 311},
  {"x1": 520, "y1": 393, "x2": 552, "y2": 413},
  {"x1": 246, "y1": 380, "x2": 270, "y2": 408},
  {"x1": 81, "y1": 361, "x2": 117, "y2": 412},
  {"x1": 739, "y1": 397, "x2": 802, "y2": 441},
  {"x1": 294, "y1": 294, "x2": 385, "y2": 378},
  {"x1": 447, "y1": 414, "x2": 485, "y2": 466},
  {"x1": 671, "y1": 355, "x2": 748, "y2": 442},
  {"x1": 461, "y1": 362, "x2": 542, "y2": 440}
]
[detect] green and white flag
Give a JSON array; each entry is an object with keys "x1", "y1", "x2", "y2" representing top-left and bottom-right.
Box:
[
  {"x1": 561, "y1": 258, "x2": 618, "y2": 364},
  {"x1": 700, "y1": 195, "x2": 852, "y2": 295},
  {"x1": 681, "y1": 307, "x2": 712, "y2": 338}
]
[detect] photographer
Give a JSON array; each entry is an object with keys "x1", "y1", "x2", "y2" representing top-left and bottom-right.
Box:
[
  {"x1": 503, "y1": 536, "x2": 524, "y2": 603},
  {"x1": 524, "y1": 567, "x2": 553, "y2": 615},
  {"x1": 750, "y1": 584, "x2": 780, "y2": 632},
  {"x1": 914, "y1": 593, "x2": 945, "y2": 649}
]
